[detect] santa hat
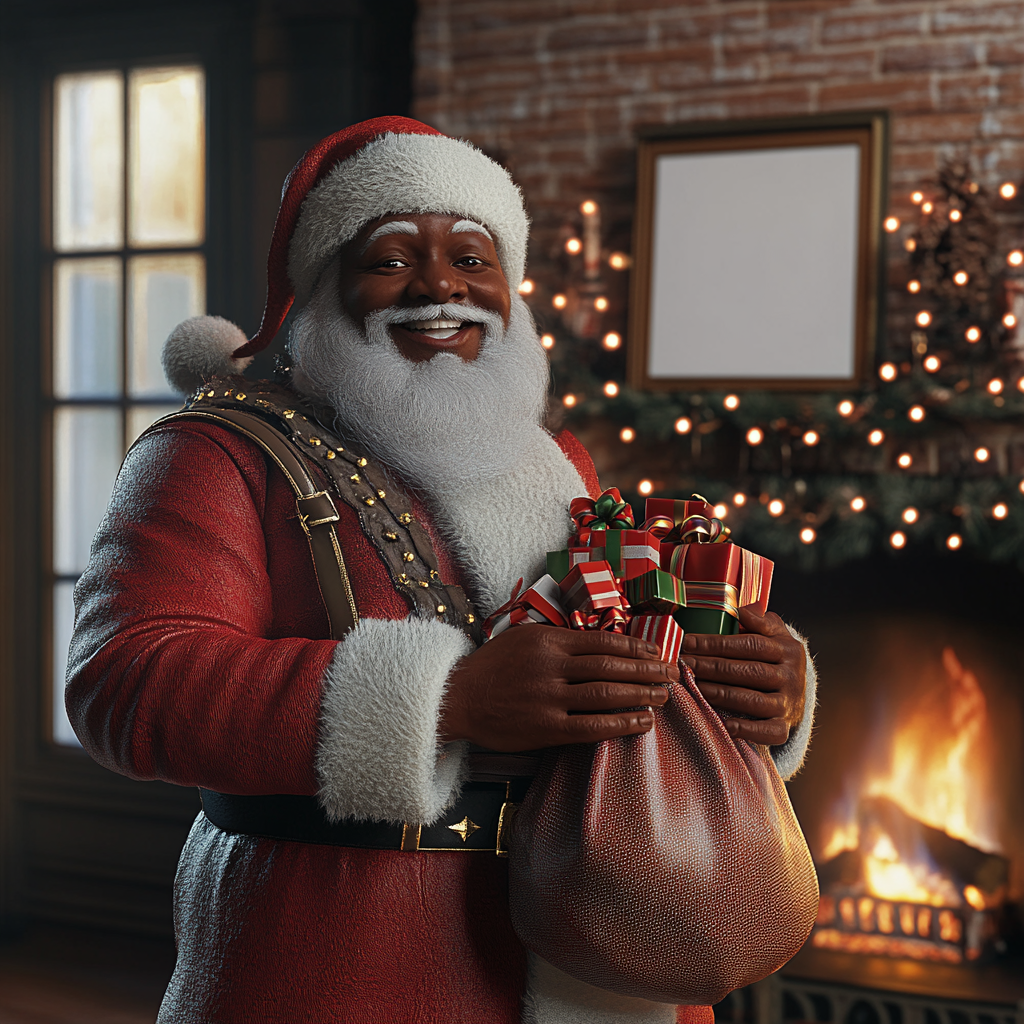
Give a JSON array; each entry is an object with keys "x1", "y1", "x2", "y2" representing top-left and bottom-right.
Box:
[{"x1": 162, "y1": 115, "x2": 530, "y2": 394}]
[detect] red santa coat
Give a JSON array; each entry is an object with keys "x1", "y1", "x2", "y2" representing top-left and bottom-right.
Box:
[{"x1": 67, "y1": 418, "x2": 716, "y2": 1024}]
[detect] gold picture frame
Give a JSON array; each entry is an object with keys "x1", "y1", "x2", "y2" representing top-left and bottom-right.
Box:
[{"x1": 627, "y1": 111, "x2": 888, "y2": 392}]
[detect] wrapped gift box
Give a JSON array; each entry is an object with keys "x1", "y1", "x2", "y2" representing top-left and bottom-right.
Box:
[
  {"x1": 559, "y1": 561, "x2": 626, "y2": 615},
  {"x1": 625, "y1": 569, "x2": 686, "y2": 615},
  {"x1": 668, "y1": 542, "x2": 773, "y2": 617},
  {"x1": 546, "y1": 546, "x2": 592, "y2": 583},
  {"x1": 586, "y1": 529, "x2": 661, "y2": 581},
  {"x1": 627, "y1": 614, "x2": 684, "y2": 663},
  {"x1": 486, "y1": 574, "x2": 568, "y2": 639}
]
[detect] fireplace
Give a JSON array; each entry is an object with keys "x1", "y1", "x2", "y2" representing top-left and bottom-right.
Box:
[{"x1": 716, "y1": 552, "x2": 1024, "y2": 1023}]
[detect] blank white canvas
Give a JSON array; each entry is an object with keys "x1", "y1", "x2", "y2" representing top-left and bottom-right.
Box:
[{"x1": 647, "y1": 143, "x2": 861, "y2": 381}]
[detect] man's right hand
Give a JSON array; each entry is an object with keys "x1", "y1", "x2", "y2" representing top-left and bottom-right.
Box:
[{"x1": 438, "y1": 626, "x2": 676, "y2": 751}]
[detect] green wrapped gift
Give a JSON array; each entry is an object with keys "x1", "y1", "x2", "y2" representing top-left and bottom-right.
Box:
[
  {"x1": 546, "y1": 547, "x2": 590, "y2": 583},
  {"x1": 673, "y1": 607, "x2": 740, "y2": 636},
  {"x1": 625, "y1": 569, "x2": 685, "y2": 614}
]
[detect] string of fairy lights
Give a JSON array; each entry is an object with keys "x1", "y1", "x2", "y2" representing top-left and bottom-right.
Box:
[{"x1": 519, "y1": 162, "x2": 1024, "y2": 567}]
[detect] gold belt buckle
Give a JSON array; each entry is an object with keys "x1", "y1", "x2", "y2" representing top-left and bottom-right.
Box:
[{"x1": 399, "y1": 782, "x2": 519, "y2": 855}]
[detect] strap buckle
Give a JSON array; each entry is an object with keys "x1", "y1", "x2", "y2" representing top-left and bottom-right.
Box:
[{"x1": 296, "y1": 491, "x2": 342, "y2": 535}]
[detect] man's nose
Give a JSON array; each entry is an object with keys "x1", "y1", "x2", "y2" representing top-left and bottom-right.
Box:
[{"x1": 406, "y1": 257, "x2": 466, "y2": 305}]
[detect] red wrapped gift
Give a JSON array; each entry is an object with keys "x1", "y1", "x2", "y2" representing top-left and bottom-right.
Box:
[
  {"x1": 668, "y1": 542, "x2": 773, "y2": 616},
  {"x1": 627, "y1": 614, "x2": 684, "y2": 663},
  {"x1": 485, "y1": 575, "x2": 568, "y2": 639},
  {"x1": 584, "y1": 529, "x2": 661, "y2": 581},
  {"x1": 559, "y1": 561, "x2": 628, "y2": 631}
]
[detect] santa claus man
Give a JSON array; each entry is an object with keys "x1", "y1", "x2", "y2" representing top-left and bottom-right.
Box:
[{"x1": 66, "y1": 117, "x2": 815, "y2": 1024}]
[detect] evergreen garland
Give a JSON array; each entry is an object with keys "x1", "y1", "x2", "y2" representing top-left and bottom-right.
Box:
[{"x1": 527, "y1": 156, "x2": 1024, "y2": 569}]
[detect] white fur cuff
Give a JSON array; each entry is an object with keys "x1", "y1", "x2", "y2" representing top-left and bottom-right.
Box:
[
  {"x1": 521, "y1": 954, "x2": 677, "y2": 1024},
  {"x1": 316, "y1": 616, "x2": 474, "y2": 825},
  {"x1": 771, "y1": 624, "x2": 817, "y2": 780}
]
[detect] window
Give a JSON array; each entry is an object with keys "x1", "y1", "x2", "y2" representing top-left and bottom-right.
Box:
[{"x1": 49, "y1": 65, "x2": 206, "y2": 745}]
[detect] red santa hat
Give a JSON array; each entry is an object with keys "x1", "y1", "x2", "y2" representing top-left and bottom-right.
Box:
[{"x1": 163, "y1": 115, "x2": 530, "y2": 394}]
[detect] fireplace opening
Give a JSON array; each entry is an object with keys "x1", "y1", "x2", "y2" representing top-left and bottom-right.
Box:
[{"x1": 770, "y1": 553, "x2": 1024, "y2": 1003}]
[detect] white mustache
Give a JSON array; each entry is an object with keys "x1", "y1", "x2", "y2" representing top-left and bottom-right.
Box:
[{"x1": 364, "y1": 303, "x2": 505, "y2": 340}]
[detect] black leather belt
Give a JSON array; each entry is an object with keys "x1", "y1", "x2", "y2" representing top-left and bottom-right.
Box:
[{"x1": 200, "y1": 778, "x2": 531, "y2": 855}]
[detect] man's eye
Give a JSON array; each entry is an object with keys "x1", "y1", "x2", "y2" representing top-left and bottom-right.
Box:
[
  {"x1": 376, "y1": 258, "x2": 408, "y2": 269},
  {"x1": 456, "y1": 256, "x2": 484, "y2": 267}
]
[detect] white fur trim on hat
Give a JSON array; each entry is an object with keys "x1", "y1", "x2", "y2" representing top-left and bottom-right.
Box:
[
  {"x1": 162, "y1": 316, "x2": 254, "y2": 395},
  {"x1": 289, "y1": 132, "x2": 529, "y2": 306}
]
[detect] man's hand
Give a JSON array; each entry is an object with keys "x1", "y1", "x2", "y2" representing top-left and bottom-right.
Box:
[
  {"x1": 681, "y1": 605, "x2": 806, "y2": 746},
  {"x1": 439, "y1": 626, "x2": 677, "y2": 751}
]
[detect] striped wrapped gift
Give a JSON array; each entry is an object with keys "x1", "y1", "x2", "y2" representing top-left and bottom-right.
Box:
[{"x1": 627, "y1": 614, "x2": 684, "y2": 663}]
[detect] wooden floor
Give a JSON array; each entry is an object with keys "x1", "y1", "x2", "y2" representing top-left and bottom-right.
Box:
[{"x1": 0, "y1": 924, "x2": 175, "y2": 1024}]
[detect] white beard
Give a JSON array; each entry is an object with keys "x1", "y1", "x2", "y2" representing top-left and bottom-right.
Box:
[{"x1": 289, "y1": 271, "x2": 587, "y2": 616}]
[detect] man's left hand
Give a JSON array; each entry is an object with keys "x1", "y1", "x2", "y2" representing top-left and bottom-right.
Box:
[{"x1": 680, "y1": 605, "x2": 806, "y2": 746}]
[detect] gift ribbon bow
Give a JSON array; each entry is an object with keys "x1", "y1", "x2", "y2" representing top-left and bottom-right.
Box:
[
  {"x1": 483, "y1": 577, "x2": 570, "y2": 639},
  {"x1": 570, "y1": 488, "x2": 635, "y2": 533},
  {"x1": 640, "y1": 494, "x2": 730, "y2": 544},
  {"x1": 568, "y1": 606, "x2": 628, "y2": 633}
]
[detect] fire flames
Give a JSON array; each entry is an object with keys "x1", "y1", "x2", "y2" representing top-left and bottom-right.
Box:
[{"x1": 813, "y1": 647, "x2": 1007, "y2": 962}]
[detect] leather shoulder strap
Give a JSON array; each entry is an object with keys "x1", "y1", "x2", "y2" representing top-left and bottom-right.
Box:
[{"x1": 144, "y1": 405, "x2": 359, "y2": 641}]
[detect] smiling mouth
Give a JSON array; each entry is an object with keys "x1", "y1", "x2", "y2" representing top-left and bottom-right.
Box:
[{"x1": 397, "y1": 318, "x2": 479, "y2": 341}]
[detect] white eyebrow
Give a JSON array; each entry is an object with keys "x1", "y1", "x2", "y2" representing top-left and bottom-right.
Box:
[
  {"x1": 362, "y1": 220, "x2": 419, "y2": 250},
  {"x1": 450, "y1": 219, "x2": 492, "y2": 239}
]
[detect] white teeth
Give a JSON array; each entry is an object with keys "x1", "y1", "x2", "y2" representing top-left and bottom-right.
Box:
[
  {"x1": 405, "y1": 319, "x2": 464, "y2": 331},
  {"x1": 420, "y1": 329, "x2": 461, "y2": 340}
]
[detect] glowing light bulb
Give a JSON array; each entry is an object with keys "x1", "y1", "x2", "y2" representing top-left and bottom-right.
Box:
[
  {"x1": 904, "y1": 238, "x2": 917, "y2": 252},
  {"x1": 580, "y1": 200, "x2": 598, "y2": 216},
  {"x1": 965, "y1": 326, "x2": 981, "y2": 342},
  {"x1": 988, "y1": 378, "x2": 1004, "y2": 394},
  {"x1": 947, "y1": 533, "x2": 962, "y2": 550},
  {"x1": 619, "y1": 426, "x2": 635, "y2": 442},
  {"x1": 540, "y1": 333, "x2": 555, "y2": 350},
  {"x1": 911, "y1": 191, "x2": 924, "y2": 204},
  {"x1": 746, "y1": 427, "x2": 764, "y2": 446},
  {"x1": 714, "y1": 504, "x2": 728, "y2": 518},
  {"x1": 908, "y1": 405, "x2": 925, "y2": 422},
  {"x1": 902, "y1": 507, "x2": 918, "y2": 524},
  {"x1": 837, "y1": 400, "x2": 854, "y2": 417},
  {"x1": 924, "y1": 355, "x2": 941, "y2": 372},
  {"x1": 1008, "y1": 250, "x2": 1023, "y2": 267},
  {"x1": 800, "y1": 527, "x2": 816, "y2": 544},
  {"x1": 907, "y1": 279, "x2": 921, "y2": 293},
  {"x1": 518, "y1": 278, "x2": 535, "y2": 295},
  {"x1": 897, "y1": 453, "x2": 913, "y2": 468},
  {"x1": 674, "y1": 417, "x2": 692, "y2": 434},
  {"x1": 884, "y1": 216, "x2": 900, "y2": 232},
  {"x1": 638, "y1": 479, "x2": 653, "y2": 496},
  {"x1": 851, "y1": 496, "x2": 866, "y2": 512},
  {"x1": 552, "y1": 293, "x2": 568, "y2": 309},
  {"x1": 879, "y1": 362, "x2": 898, "y2": 381},
  {"x1": 803, "y1": 430, "x2": 819, "y2": 446},
  {"x1": 975, "y1": 446, "x2": 990, "y2": 462},
  {"x1": 602, "y1": 331, "x2": 621, "y2": 350},
  {"x1": 594, "y1": 296, "x2": 609, "y2": 312},
  {"x1": 1020, "y1": 479, "x2": 1024, "y2": 494},
  {"x1": 1004, "y1": 313, "x2": 1017, "y2": 328},
  {"x1": 868, "y1": 429, "x2": 885, "y2": 446},
  {"x1": 565, "y1": 237, "x2": 582, "y2": 255},
  {"x1": 768, "y1": 499, "x2": 785, "y2": 517},
  {"x1": 733, "y1": 492, "x2": 746, "y2": 507},
  {"x1": 562, "y1": 393, "x2": 577, "y2": 407},
  {"x1": 1018, "y1": 377, "x2": 1024, "y2": 393},
  {"x1": 915, "y1": 310, "x2": 932, "y2": 327},
  {"x1": 993, "y1": 502, "x2": 1009, "y2": 519},
  {"x1": 953, "y1": 270, "x2": 969, "y2": 285},
  {"x1": 723, "y1": 394, "x2": 740, "y2": 410},
  {"x1": 1000, "y1": 182, "x2": 1017, "y2": 200},
  {"x1": 608, "y1": 252, "x2": 631, "y2": 270},
  {"x1": 604, "y1": 381, "x2": 619, "y2": 397},
  {"x1": 922, "y1": 201, "x2": 934, "y2": 214},
  {"x1": 949, "y1": 209, "x2": 962, "y2": 222},
  {"x1": 890, "y1": 531, "x2": 907, "y2": 549}
]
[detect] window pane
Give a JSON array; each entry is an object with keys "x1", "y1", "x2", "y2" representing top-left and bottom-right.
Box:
[
  {"x1": 53, "y1": 257, "x2": 122, "y2": 398},
  {"x1": 127, "y1": 403, "x2": 182, "y2": 450},
  {"x1": 54, "y1": 71, "x2": 124, "y2": 252},
  {"x1": 127, "y1": 253, "x2": 205, "y2": 398},
  {"x1": 53, "y1": 580, "x2": 82, "y2": 747},
  {"x1": 128, "y1": 66, "x2": 205, "y2": 247},
  {"x1": 53, "y1": 406, "x2": 122, "y2": 576}
]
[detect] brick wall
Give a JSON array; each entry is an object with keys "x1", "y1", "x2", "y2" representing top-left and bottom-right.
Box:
[{"x1": 413, "y1": 1, "x2": 1024, "y2": 297}]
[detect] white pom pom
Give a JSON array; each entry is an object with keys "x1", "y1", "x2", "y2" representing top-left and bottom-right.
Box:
[{"x1": 162, "y1": 315, "x2": 255, "y2": 396}]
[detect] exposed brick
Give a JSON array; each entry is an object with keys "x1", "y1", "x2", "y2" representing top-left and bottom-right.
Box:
[
  {"x1": 821, "y1": 9, "x2": 926, "y2": 44},
  {"x1": 766, "y1": 49, "x2": 877, "y2": 82},
  {"x1": 546, "y1": 20, "x2": 650, "y2": 53},
  {"x1": 936, "y1": 71, "x2": 1001, "y2": 111},
  {"x1": 818, "y1": 77, "x2": 933, "y2": 112},
  {"x1": 988, "y1": 39, "x2": 1024, "y2": 66},
  {"x1": 893, "y1": 112, "x2": 983, "y2": 143},
  {"x1": 883, "y1": 41, "x2": 980, "y2": 73},
  {"x1": 933, "y1": 4, "x2": 1024, "y2": 34}
]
